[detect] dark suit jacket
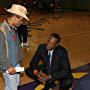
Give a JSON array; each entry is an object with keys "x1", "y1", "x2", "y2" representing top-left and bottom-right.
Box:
[{"x1": 29, "y1": 44, "x2": 73, "y2": 85}]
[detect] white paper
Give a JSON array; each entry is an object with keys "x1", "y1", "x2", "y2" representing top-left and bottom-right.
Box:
[
  {"x1": 6, "y1": 67, "x2": 24, "y2": 73},
  {"x1": 15, "y1": 67, "x2": 24, "y2": 72}
]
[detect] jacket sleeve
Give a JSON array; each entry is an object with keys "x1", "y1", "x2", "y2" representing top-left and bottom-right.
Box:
[
  {"x1": 51, "y1": 49, "x2": 72, "y2": 80},
  {"x1": 29, "y1": 45, "x2": 42, "y2": 71},
  {"x1": 0, "y1": 31, "x2": 10, "y2": 71}
]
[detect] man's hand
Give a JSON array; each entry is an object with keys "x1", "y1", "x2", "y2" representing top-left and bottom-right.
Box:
[
  {"x1": 40, "y1": 71, "x2": 50, "y2": 81},
  {"x1": 33, "y1": 69, "x2": 45, "y2": 82},
  {"x1": 7, "y1": 66, "x2": 16, "y2": 75},
  {"x1": 33, "y1": 69, "x2": 50, "y2": 83}
]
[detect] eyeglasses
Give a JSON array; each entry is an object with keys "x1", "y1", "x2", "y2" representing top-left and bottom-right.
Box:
[{"x1": 14, "y1": 15, "x2": 24, "y2": 22}]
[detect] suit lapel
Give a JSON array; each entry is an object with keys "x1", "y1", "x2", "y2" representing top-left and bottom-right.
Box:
[
  {"x1": 51, "y1": 50, "x2": 55, "y2": 67},
  {"x1": 51, "y1": 46, "x2": 59, "y2": 67},
  {"x1": 42, "y1": 46, "x2": 49, "y2": 63}
]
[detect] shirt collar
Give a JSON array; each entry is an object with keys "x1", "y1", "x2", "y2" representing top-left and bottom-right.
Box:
[{"x1": 48, "y1": 50, "x2": 54, "y2": 55}]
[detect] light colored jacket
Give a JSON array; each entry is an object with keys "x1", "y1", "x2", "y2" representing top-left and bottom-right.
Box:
[{"x1": 0, "y1": 20, "x2": 23, "y2": 72}]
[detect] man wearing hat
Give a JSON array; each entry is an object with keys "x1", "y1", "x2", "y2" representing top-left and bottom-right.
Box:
[{"x1": 0, "y1": 4, "x2": 29, "y2": 90}]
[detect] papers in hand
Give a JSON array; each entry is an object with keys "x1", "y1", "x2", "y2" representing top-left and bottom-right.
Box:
[
  {"x1": 15, "y1": 67, "x2": 24, "y2": 72},
  {"x1": 6, "y1": 67, "x2": 24, "y2": 73}
]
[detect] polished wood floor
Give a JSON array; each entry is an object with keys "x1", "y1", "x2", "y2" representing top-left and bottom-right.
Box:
[{"x1": 0, "y1": 11, "x2": 90, "y2": 90}]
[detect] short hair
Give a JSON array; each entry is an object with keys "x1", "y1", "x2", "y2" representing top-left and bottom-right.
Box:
[{"x1": 49, "y1": 33, "x2": 61, "y2": 43}]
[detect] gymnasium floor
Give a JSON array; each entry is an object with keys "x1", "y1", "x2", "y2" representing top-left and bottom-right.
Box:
[{"x1": 0, "y1": 11, "x2": 90, "y2": 90}]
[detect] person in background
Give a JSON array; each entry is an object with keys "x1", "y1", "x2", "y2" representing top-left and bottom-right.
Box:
[
  {"x1": 25, "y1": 33, "x2": 74, "y2": 90},
  {"x1": 0, "y1": 4, "x2": 29, "y2": 90},
  {"x1": 17, "y1": 19, "x2": 29, "y2": 48}
]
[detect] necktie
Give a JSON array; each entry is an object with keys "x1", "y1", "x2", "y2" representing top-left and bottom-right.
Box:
[{"x1": 47, "y1": 52, "x2": 51, "y2": 74}]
